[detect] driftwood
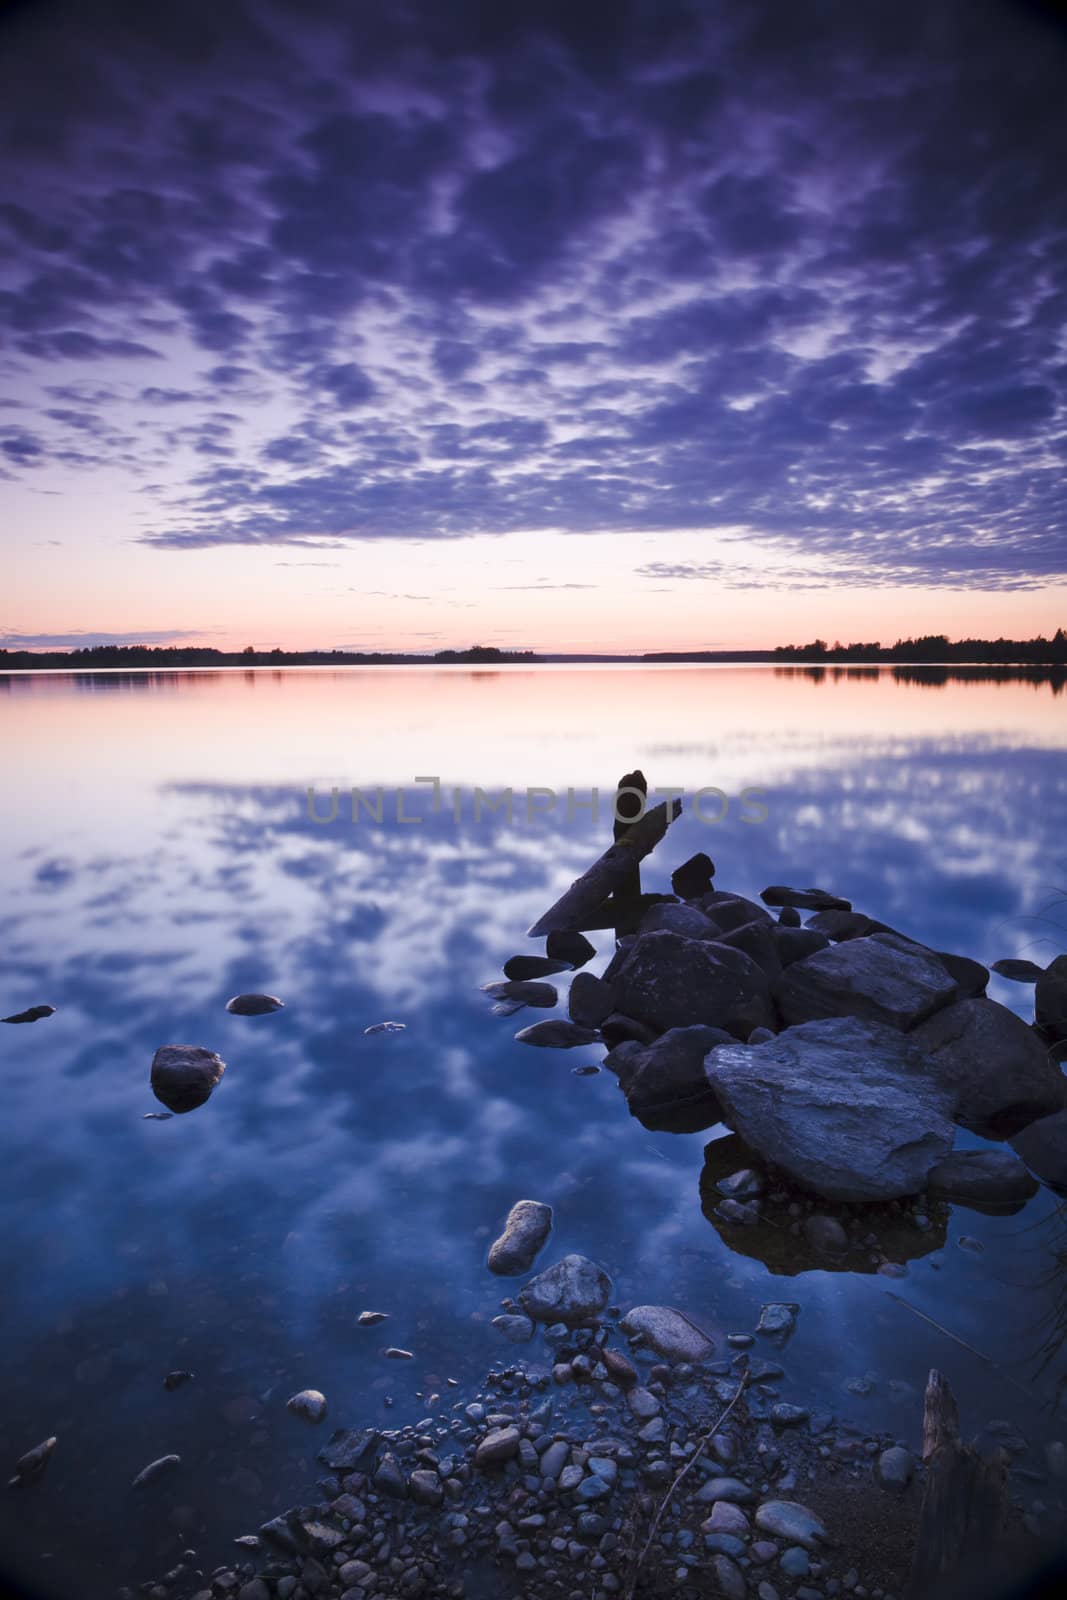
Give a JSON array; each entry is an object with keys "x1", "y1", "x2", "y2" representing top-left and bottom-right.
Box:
[
  {"x1": 527, "y1": 791, "x2": 682, "y2": 937},
  {"x1": 907, "y1": 1368, "x2": 1011, "y2": 1598}
]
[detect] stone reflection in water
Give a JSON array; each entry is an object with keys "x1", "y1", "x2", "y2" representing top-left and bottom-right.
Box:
[{"x1": 699, "y1": 1132, "x2": 950, "y2": 1276}]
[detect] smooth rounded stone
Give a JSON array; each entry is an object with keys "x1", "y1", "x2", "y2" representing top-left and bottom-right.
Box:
[
  {"x1": 935, "y1": 951, "x2": 989, "y2": 999},
  {"x1": 373, "y1": 1452, "x2": 407, "y2": 1497},
  {"x1": 492, "y1": 1314, "x2": 535, "y2": 1343},
  {"x1": 488, "y1": 1199, "x2": 554, "y2": 1276},
  {"x1": 539, "y1": 1440, "x2": 570, "y2": 1480},
  {"x1": 780, "y1": 1546, "x2": 811, "y2": 1578},
  {"x1": 702, "y1": 892, "x2": 775, "y2": 930},
  {"x1": 911, "y1": 997, "x2": 1067, "y2": 1137},
  {"x1": 758, "y1": 1304, "x2": 799, "y2": 1340},
  {"x1": 695, "y1": 1477, "x2": 756, "y2": 1505},
  {"x1": 806, "y1": 910, "x2": 883, "y2": 942},
  {"x1": 627, "y1": 1386, "x2": 661, "y2": 1420},
  {"x1": 703, "y1": 1500, "x2": 750, "y2": 1534},
  {"x1": 286, "y1": 1389, "x2": 327, "y2": 1423},
  {"x1": 607, "y1": 930, "x2": 774, "y2": 1038},
  {"x1": 559, "y1": 1463, "x2": 586, "y2": 1491},
  {"x1": 992, "y1": 958, "x2": 1045, "y2": 984},
  {"x1": 357, "y1": 1310, "x2": 388, "y2": 1325},
  {"x1": 482, "y1": 979, "x2": 558, "y2": 1007},
  {"x1": 926, "y1": 1149, "x2": 1038, "y2": 1206},
  {"x1": 1035, "y1": 955, "x2": 1067, "y2": 1043},
  {"x1": 225, "y1": 993, "x2": 284, "y2": 1016},
  {"x1": 601, "y1": 1347, "x2": 639, "y2": 1387},
  {"x1": 751, "y1": 1541, "x2": 779, "y2": 1564},
  {"x1": 774, "y1": 926, "x2": 832, "y2": 967},
  {"x1": 163, "y1": 1370, "x2": 194, "y2": 1390},
  {"x1": 761, "y1": 885, "x2": 852, "y2": 912},
  {"x1": 474, "y1": 1425, "x2": 522, "y2": 1467},
  {"x1": 132, "y1": 1454, "x2": 181, "y2": 1488},
  {"x1": 620, "y1": 1304, "x2": 714, "y2": 1362},
  {"x1": 503, "y1": 954, "x2": 570, "y2": 980},
  {"x1": 803, "y1": 1214, "x2": 849, "y2": 1254},
  {"x1": 754, "y1": 1501, "x2": 827, "y2": 1549},
  {"x1": 408, "y1": 1468, "x2": 444, "y2": 1506},
  {"x1": 519, "y1": 1254, "x2": 612, "y2": 1324},
  {"x1": 706, "y1": 1018, "x2": 956, "y2": 1202},
  {"x1": 1, "y1": 1004, "x2": 56, "y2": 1024},
  {"x1": 638, "y1": 1416, "x2": 665, "y2": 1442},
  {"x1": 672, "y1": 853, "x2": 716, "y2": 900},
  {"x1": 568, "y1": 972, "x2": 615, "y2": 1028},
  {"x1": 9, "y1": 1436, "x2": 57, "y2": 1487},
  {"x1": 778, "y1": 906, "x2": 801, "y2": 928},
  {"x1": 363, "y1": 1020, "x2": 406, "y2": 1034},
  {"x1": 639, "y1": 902, "x2": 720, "y2": 940},
  {"x1": 577, "y1": 1473, "x2": 612, "y2": 1500},
  {"x1": 711, "y1": 1553, "x2": 747, "y2": 1598},
  {"x1": 1011, "y1": 1110, "x2": 1067, "y2": 1193},
  {"x1": 546, "y1": 929, "x2": 596, "y2": 969},
  {"x1": 515, "y1": 1019, "x2": 601, "y2": 1048},
  {"x1": 877, "y1": 1446, "x2": 914, "y2": 1491},
  {"x1": 150, "y1": 1045, "x2": 226, "y2": 1113},
  {"x1": 382, "y1": 1346, "x2": 414, "y2": 1359},
  {"x1": 237, "y1": 1581, "x2": 270, "y2": 1600},
  {"x1": 775, "y1": 933, "x2": 956, "y2": 1030},
  {"x1": 770, "y1": 1403, "x2": 809, "y2": 1427}
]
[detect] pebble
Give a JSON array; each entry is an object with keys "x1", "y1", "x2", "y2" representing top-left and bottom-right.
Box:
[
  {"x1": 781, "y1": 1545, "x2": 811, "y2": 1578},
  {"x1": 491, "y1": 1313, "x2": 535, "y2": 1343},
  {"x1": 474, "y1": 1427, "x2": 520, "y2": 1467},
  {"x1": 383, "y1": 1347, "x2": 414, "y2": 1360},
  {"x1": 628, "y1": 1387, "x2": 661, "y2": 1419},
  {"x1": 286, "y1": 1390, "x2": 327, "y2": 1423},
  {"x1": 877, "y1": 1446, "x2": 914, "y2": 1491}
]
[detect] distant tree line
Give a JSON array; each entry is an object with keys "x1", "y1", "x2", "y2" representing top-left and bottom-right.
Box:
[
  {"x1": 772, "y1": 630, "x2": 1067, "y2": 663},
  {"x1": 0, "y1": 643, "x2": 539, "y2": 670}
]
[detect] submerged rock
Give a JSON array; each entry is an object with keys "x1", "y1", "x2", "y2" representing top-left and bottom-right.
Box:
[
  {"x1": 619, "y1": 1304, "x2": 714, "y2": 1362},
  {"x1": 757, "y1": 1304, "x2": 799, "y2": 1341},
  {"x1": 1012, "y1": 1110, "x2": 1067, "y2": 1193},
  {"x1": 8, "y1": 1436, "x2": 57, "y2": 1487},
  {"x1": 519, "y1": 1254, "x2": 612, "y2": 1324},
  {"x1": 143, "y1": 1112, "x2": 173, "y2": 1121},
  {"x1": 286, "y1": 1389, "x2": 327, "y2": 1423},
  {"x1": 487, "y1": 1199, "x2": 553, "y2": 1275},
  {"x1": 911, "y1": 997, "x2": 1067, "y2": 1137},
  {"x1": 618, "y1": 1024, "x2": 732, "y2": 1133},
  {"x1": 150, "y1": 1045, "x2": 225, "y2": 1113},
  {"x1": 225, "y1": 993, "x2": 284, "y2": 1016},
  {"x1": 802, "y1": 1214, "x2": 849, "y2": 1254},
  {"x1": 317, "y1": 1427, "x2": 379, "y2": 1472},
  {"x1": 514, "y1": 1019, "x2": 600, "y2": 1047},
  {"x1": 705, "y1": 1018, "x2": 956, "y2": 1201},
  {"x1": 546, "y1": 930, "x2": 596, "y2": 969},
  {"x1": 1, "y1": 1004, "x2": 56, "y2": 1024},
  {"x1": 775, "y1": 933, "x2": 957, "y2": 1030},
  {"x1": 926, "y1": 1148, "x2": 1038, "y2": 1206},
  {"x1": 163, "y1": 1371, "x2": 194, "y2": 1391},
  {"x1": 132, "y1": 1454, "x2": 181, "y2": 1488},
  {"x1": 600, "y1": 1347, "x2": 638, "y2": 1387},
  {"x1": 503, "y1": 954, "x2": 569, "y2": 980},
  {"x1": 491, "y1": 1313, "x2": 535, "y2": 1343},
  {"x1": 607, "y1": 930, "x2": 773, "y2": 1039},
  {"x1": 383, "y1": 1347, "x2": 414, "y2": 1360}
]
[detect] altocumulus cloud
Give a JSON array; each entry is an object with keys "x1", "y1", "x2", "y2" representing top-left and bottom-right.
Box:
[{"x1": 0, "y1": 0, "x2": 1065, "y2": 589}]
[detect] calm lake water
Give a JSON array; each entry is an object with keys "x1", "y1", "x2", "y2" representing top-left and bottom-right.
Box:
[{"x1": 1, "y1": 664, "x2": 1065, "y2": 1598}]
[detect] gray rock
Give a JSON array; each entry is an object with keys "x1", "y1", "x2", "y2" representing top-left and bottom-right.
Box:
[
  {"x1": 373, "y1": 1452, "x2": 407, "y2": 1497},
  {"x1": 546, "y1": 930, "x2": 596, "y2": 969},
  {"x1": 620, "y1": 1304, "x2": 714, "y2": 1362},
  {"x1": 1012, "y1": 1110, "x2": 1067, "y2": 1193},
  {"x1": 705, "y1": 1017, "x2": 956, "y2": 1201},
  {"x1": 761, "y1": 885, "x2": 852, "y2": 911},
  {"x1": 608, "y1": 930, "x2": 774, "y2": 1039},
  {"x1": 806, "y1": 910, "x2": 883, "y2": 941},
  {"x1": 600, "y1": 1347, "x2": 638, "y2": 1387},
  {"x1": 356, "y1": 1310, "x2": 387, "y2": 1325},
  {"x1": 539, "y1": 1440, "x2": 570, "y2": 1479},
  {"x1": 568, "y1": 972, "x2": 615, "y2": 1028},
  {"x1": 488, "y1": 1200, "x2": 554, "y2": 1275},
  {"x1": 504, "y1": 955, "x2": 569, "y2": 980},
  {"x1": 225, "y1": 993, "x2": 284, "y2": 1016},
  {"x1": 714, "y1": 920, "x2": 782, "y2": 979},
  {"x1": 712, "y1": 1554, "x2": 747, "y2": 1599},
  {"x1": 702, "y1": 892, "x2": 775, "y2": 929},
  {"x1": 770, "y1": 1403, "x2": 809, "y2": 1427},
  {"x1": 877, "y1": 1446, "x2": 914, "y2": 1491},
  {"x1": 602, "y1": 1039, "x2": 645, "y2": 1077},
  {"x1": 696, "y1": 1477, "x2": 756, "y2": 1504},
  {"x1": 286, "y1": 1389, "x2": 327, "y2": 1423},
  {"x1": 992, "y1": 958, "x2": 1045, "y2": 984},
  {"x1": 1036, "y1": 954, "x2": 1067, "y2": 1044},
  {"x1": 774, "y1": 927, "x2": 831, "y2": 967},
  {"x1": 519, "y1": 1254, "x2": 612, "y2": 1323},
  {"x1": 515, "y1": 1019, "x2": 601, "y2": 1047},
  {"x1": 639, "y1": 902, "x2": 720, "y2": 940},
  {"x1": 600, "y1": 1012, "x2": 659, "y2": 1047},
  {"x1": 775, "y1": 934, "x2": 957, "y2": 1030},
  {"x1": 577, "y1": 1473, "x2": 612, "y2": 1500},
  {"x1": 150, "y1": 1045, "x2": 226, "y2": 1113},
  {"x1": 779, "y1": 1547, "x2": 811, "y2": 1578},
  {"x1": 704, "y1": 1501, "x2": 750, "y2": 1534},
  {"x1": 926, "y1": 1149, "x2": 1038, "y2": 1206},
  {"x1": 492, "y1": 1313, "x2": 535, "y2": 1343},
  {"x1": 754, "y1": 1500, "x2": 827, "y2": 1548},
  {"x1": 802, "y1": 1214, "x2": 849, "y2": 1253},
  {"x1": 757, "y1": 1304, "x2": 799, "y2": 1340},
  {"x1": 777, "y1": 906, "x2": 802, "y2": 927},
  {"x1": 317, "y1": 1427, "x2": 379, "y2": 1472},
  {"x1": 935, "y1": 951, "x2": 989, "y2": 998},
  {"x1": 627, "y1": 1386, "x2": 661, "y2": 1419},
  {"x1": 618, "y1": 1024, "x2": 732, "y2": 1133},
  {"x1": 911, "y1": 997, "x2": 1067, "y2": 1137},
  {"x1": 482, "y1": 979, "x2": 558, "y2": 1007},
  {"x1": 408, "y1": 1468, "x2": 443, "y2": 1506}
]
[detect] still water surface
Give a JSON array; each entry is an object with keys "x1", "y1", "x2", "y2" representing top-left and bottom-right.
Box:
[{"x1": 1, "y1": 665, "x2": 1065, "y2": 1597}]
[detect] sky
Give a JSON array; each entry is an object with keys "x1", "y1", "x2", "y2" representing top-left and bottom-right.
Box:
[{"x1": 1, "y1": 0, "x2": 1066, "y2": 654}]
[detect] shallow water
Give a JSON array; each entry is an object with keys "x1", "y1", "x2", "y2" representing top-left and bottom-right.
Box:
[{"x1": 1, "y1": 663, "x2": 1065, "y2": 1598}]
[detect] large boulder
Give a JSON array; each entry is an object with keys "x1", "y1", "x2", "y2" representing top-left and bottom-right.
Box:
[
  {"x1": 150, "y1": 1045, "x2": 226, "y2": 1113},
  {"x1": 618, "y1": 1024, "x2": 732, "y2": 1132},
  {"x1": 701, "y1": 892, "x2": 774, "y2": 929},
  {"x1": 620, "y1": 1304, "x2": 714, "y2": 1362},
  {"x1": 703, "y1": 1017, "x2": 956, "y2": 1201},
  {"x1": 639, "y1": 902, "x2": 720, "y2": 940},
  {"x1": 1011, "y1": 1109, "x2": 1067, "y2": 1193},
  {"x1": 774, "y1": 932, "x2": 957, "y2": 1030},
  {"x1": 713, "y1": 921, "x2": 782, "y2": 979},
  {"x1": 926, "y1": 1149, "x2": 1038, "y2": 1207},
  {"x1": 607, "y1": 931, "x2": 774, "y2": 1040},
  {"x1": 519, "y1": 1254, "x2": 612, "y2": 1324},
  {"x1": 910, "y1": 998, "x2": 1066, "y2": 1138}
]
